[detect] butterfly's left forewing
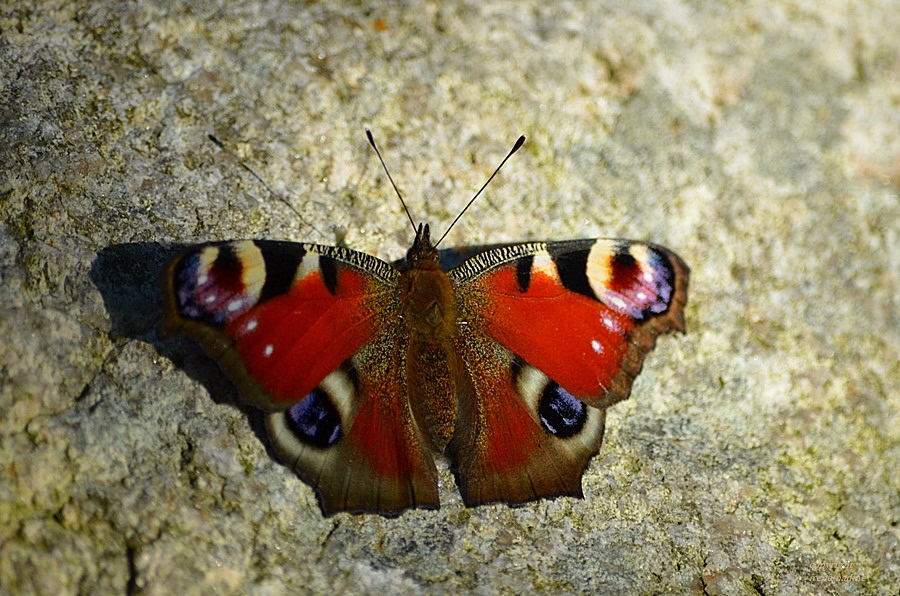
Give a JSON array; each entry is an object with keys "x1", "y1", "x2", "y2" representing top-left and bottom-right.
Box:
[
  {"x1": 164, "y1": 240, "x2": 396, "y2": 410},
  {"x1": 449, "y1": 239, "x2": 688, "y2": 506}
]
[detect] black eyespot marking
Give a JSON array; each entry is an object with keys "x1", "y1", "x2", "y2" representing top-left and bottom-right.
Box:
[
  {"x1": 173, "y1": 247, "x2": 240, "y2": 327},
  {"x1": 515, "y1": 254, "x2": 534, "y2": 292},
  {"x1": 319, "y1": 255, "x2": 339, "y2": 295},
  {"x1": 286, "y1": 389, "x2": 342, "y2": 447},
  {"x1": 538, "y1": 382, "x2": 587, "y2": 438},
  {"x1": 606, "y1": 244, "x2": 676, "y2": 319},
  {"x1": 215, "y1": 244, "x2": 241, "y2": 275},
  {"x1": 258, "y1": 242, "x2": 307, "y2": 303},
  {"x1": 555, "y1": 250, "x2": 595, "y2": 300},
  {"x1": 612, "y1": 248, "x2": 637, "y2": 270}
]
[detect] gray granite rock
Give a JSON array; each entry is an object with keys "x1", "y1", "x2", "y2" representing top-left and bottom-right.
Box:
[{"x1": 1, "y1": 1, "x2": 897, "y2": 594}]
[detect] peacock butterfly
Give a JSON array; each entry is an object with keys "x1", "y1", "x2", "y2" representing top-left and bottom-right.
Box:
[{"x1": 162, "y1": 133, "x2": 689, "y2": 516}]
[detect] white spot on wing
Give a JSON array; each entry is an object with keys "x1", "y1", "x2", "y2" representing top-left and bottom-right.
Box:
[
  {"x1": 591, "y1": 339, "x2": 603, "y2": 354},
  {"x1": 602, "y1": 314, "x2": 621, "y2": 333},
  {"x1": 227, "y1": 298, "x2": 244, "y2": 312},
  {"x1": 205, "y1": 293, "x2": 217, "y2": 304},
  {"x1": 235, "y1": 317, "x2": 259, "y2": 338},
  {"x1": 264, "y1": 344, "x2": 274, "y2": 357}
]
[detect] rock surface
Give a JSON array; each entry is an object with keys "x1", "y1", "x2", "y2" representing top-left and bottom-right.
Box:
[{"x1": 1, "y1": 1, "x2": 897, "y2": 593}]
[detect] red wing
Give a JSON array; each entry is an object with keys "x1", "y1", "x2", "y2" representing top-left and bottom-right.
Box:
[
  {"x1": 164, "y1": 240, "x2": 440, "y2": 515},
  {"x1": 449, "y1": 332, "x2": 607, "y2": 506},
  {"x1": 451, "y1": 238, "x2": 689, "y2": 408},
  {"x1": 448, "y1": 238, "x2": 688, "y2": 505},
  {"x1": 265, "y1": 332, "x2": 439, "y2": 516},
  {"x1": 163, "y1": 240, "x2": 398, "y2": 411}
]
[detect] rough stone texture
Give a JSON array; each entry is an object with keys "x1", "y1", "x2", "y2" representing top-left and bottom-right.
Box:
[{"x1": 1, "y1": 1, "x2": 897, "y2": 594}]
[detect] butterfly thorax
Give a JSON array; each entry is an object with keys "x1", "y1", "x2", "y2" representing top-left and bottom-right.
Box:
[
  {"x1": 399, "y1": 260, "x2": 457, "y2": 338},
  {"x1": 400, "y1": 223, "x2": 457, "y2": 341}
]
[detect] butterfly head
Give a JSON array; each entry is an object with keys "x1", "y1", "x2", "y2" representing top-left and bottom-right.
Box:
[{"x1": 406, "y1": 223, "x2": 440, "y2": 269}]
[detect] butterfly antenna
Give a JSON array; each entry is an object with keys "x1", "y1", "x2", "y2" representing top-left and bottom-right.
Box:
[
  {"x1": 206, "y1": 134, "x2": 326, "y2": 238},
  {"x1": 366, "y1": 130, "x2": 417, "y2": 234},
  {"x1": 435, "y1": 135, "x2": 526, "y2": 247}
]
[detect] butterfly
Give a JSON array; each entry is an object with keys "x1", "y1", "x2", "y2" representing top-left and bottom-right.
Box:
[{"x1": 162, "y1": 133, "x2": 689, "y2": 516}]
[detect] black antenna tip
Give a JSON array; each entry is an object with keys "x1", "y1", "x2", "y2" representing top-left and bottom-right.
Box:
[
  {"x1": 208, "y1": 134, "x2": 224, "y2": 148},
  {"x1": 434, "y1": 133, "x2": 527, "y2": 247},
  {"x1": 513, "y1": 135, "x2": 526, "y2": 152},
  {"x1": 365, "y1": 129, "x2": 418, "y2": 233}
]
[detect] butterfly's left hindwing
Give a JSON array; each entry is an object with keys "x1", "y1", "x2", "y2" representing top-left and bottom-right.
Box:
[{"x1": 265, "y1": 335, "x2": 441, "y2": 516}]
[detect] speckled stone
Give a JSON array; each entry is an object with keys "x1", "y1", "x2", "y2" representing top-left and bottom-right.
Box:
[{"x1": 1, "y1": 1, "x2": 897, "y2": 594}]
